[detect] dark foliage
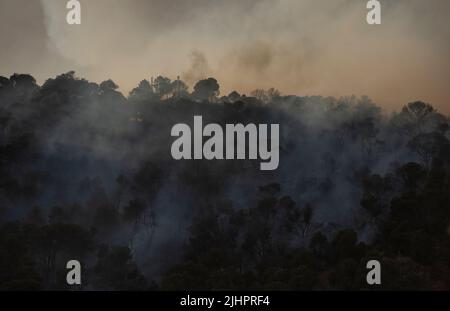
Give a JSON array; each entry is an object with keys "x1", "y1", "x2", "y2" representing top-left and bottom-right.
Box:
[{"x1": 0, "y1": 72, "x2": 449, "y2": 290}]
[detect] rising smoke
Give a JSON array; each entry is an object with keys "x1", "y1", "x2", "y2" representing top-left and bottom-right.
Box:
[{"x1": 1, "y1": 0, "x2": 447, "y2": 112}]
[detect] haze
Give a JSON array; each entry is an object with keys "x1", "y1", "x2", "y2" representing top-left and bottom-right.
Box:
[{"x1": 0, "y1": 0, "x2": 449, "y2": 112}]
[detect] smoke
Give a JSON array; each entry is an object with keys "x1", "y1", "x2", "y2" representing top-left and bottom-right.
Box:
[
  {"x1": 1, "y1": 69, "x2": 448, "y2": 281},
  {"x1": 1, "y1": 0, "x2": 450, "y2": 284},
  {"x1": 182, "y1": 51, "x2": 211, "y2": 86},
  {"x1": 0, "y1": 0, "x2": 71, "y2": 77},
  {"x1": 15, "y1": 0, "x2": 445, "y2": 113}
]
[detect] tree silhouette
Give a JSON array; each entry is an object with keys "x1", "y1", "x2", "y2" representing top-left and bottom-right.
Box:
[
  {"x1": 192, "y1": 78, "x2": 220, "y2": 102},
  {"x1": 153, "y1": 76, "x2": 173, "y2": 99}
]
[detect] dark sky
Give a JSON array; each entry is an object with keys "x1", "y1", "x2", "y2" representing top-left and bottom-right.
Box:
[{"x1": 1, "y1": 0, "x2": 449, "y2": 113}]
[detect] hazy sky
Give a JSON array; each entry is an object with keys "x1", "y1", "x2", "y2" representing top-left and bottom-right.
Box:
[{"x1": 0, "y1": 0, "x2": 449, "y2": 112}]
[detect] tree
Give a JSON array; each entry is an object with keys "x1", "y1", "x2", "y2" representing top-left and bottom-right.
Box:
[
  {"x1": 171, "y1": 78, "x2": 189, "y2": 98},
  {"x1": 310, "y1": 232, "x2": 330, "y2": 259},
  {"x1": 192, "y1": 78, "x2": 220, "y2": 102},
  {"x1": 302, "y1": 204, "x2": 313, "y2": 236},
  {"x1": 99, "y1": 79, "x2": 119, "y2": 91},
  {"x1": 129, "y1": 79, "x2": 155, "y2": 102},
  {"x1": 0, "y1": 76, "x2": 11, "y2": 88},
  {"x1": 408, "y1": 132, "x2": 449, "y2": 167},
  {"x1": 395, "y1": 162, "x2": 425, "y2": 191},
  {"x1": 251, "y1": 88, "x2": 281, "y2": 103},
  {"x1": 227, "y1": 91, "x2": 241, "y2": 102},
  {"x1": 10, "y1": 73, "x2": 37, "y2": 86},
  {"x1": 94, "y1": 245, "x2": 150, "y2": 290},
  {"x1": 122, "y1": 199, "x2": 146, "y2": 225},
  {"x1": 99, "y1": 79, "x2": 126, "y2": 104},
  {"x1": 153, "y1": 76, "x2": 173, "y2": 99},
  {"x1": 391, "y1": 101, "x2": 436, "y2": 136},
  {"x1": 402, "y1": 101, "x2": 434, "y2": 121},
  {"x1": 37, "y1": 223, "x2": 93, "y2": 288},
  {"x1": 0, "y1": 223, "x2": 42, "y2": 290},
  {"x1": 331, "y1": 229, "x2": 363, "y2": 261}
]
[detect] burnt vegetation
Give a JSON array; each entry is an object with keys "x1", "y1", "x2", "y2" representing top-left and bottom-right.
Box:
[{"x1": 0, "y1": 72, "x2": 449, "y2": 290}]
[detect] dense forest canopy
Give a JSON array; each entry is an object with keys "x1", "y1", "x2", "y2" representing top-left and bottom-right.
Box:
[{"x1": 0, "y1": 72, "x2": 449, "y2": 290}]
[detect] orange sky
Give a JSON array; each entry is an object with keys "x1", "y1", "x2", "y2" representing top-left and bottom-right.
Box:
[{"x1": 1, "y1": 0, "x2": 449, "y2": 113}]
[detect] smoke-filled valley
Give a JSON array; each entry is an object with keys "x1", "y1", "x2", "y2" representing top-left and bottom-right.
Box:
[{"x1": 0, "y1": 72, "x2": 449, "y2": 290}]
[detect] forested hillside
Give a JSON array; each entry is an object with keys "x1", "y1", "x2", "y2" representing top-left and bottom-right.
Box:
[{"x1": 0, "y1": 72, "x2": 449, "y2": 290}]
